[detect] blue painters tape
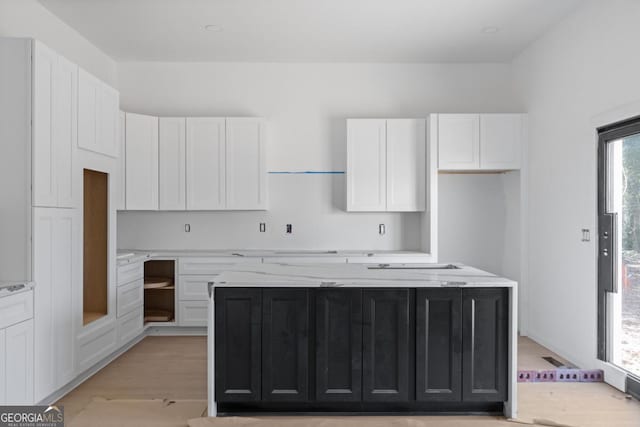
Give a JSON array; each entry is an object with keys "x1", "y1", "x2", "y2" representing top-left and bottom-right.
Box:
[{"x1": 268, "y1": 171, "x2": 345, "y2": 174}]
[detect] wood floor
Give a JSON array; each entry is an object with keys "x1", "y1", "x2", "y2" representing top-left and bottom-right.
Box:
[{"x1": 56, "y1": 336, "x2": 640, "y2": 427}]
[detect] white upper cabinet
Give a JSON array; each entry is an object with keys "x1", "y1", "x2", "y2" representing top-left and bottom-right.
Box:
[
  {"x1": 347, "y1": 119, "x2": 387, "y2": 211},
  {"x1": 125, "y1": 113, "x2": 159, "y2": 210},
  {"x1": 159, "y1": 117, "x2": 187, "y2": 211},
  {"x1": 437, "y1": 114, "x2": 480, "y2": 170},
  {"x1": 347, "y1": 119, "x2": 426, "y2": 212},
  {"x1": 437, "y1": 113, "x2": 523, "y2": 171},
  {"x1": 226, "y1": 118, "x2": 267, "y2": 210},
  {"x1": 479, "y1": 114, "x2": 522, "y2": 170},
  {"x1": 32, "y1": 41, "x2": 77, "y2": 208},
  {"x1": 186, "y1": 118, "x2": 226, "y2": 210},
  {"x1": 78, "y1": 68, "x2": 119, "y2": 158},
  {"x1": 386, "y1": 119, "x2": 426, "y2": 211},
  {"x1": 117, "y1": 112, "x2": 126, "y2": 210}
]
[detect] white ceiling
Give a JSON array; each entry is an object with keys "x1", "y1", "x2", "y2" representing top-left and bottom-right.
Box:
[{"x1": 39, "y1": 0, "x2": 584, "y2": 63}]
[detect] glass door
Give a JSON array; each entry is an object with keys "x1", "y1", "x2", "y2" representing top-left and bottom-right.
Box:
[{"x1": 598, "y1": 119, "x2": 640, "y2": 391}]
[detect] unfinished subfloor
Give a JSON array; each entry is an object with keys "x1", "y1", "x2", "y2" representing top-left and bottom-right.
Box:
[{"x1": 56, "y1": 336, "x2": 640, "y2": 427}]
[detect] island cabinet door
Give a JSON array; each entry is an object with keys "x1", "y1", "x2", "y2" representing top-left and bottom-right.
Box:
[
  {"x1": 415, "y1": 289, "x2": 462, "y2": 401},
  {"x1": 215, "y1": 288, "x2": 262, "y2": 402},
  {"x1": 315, "y1": 289, "x2": 363, "y2": 401},
  {"x1": 262, "y1": 289, "x2": 309, "y2": 401},
  {"x1": 362, "y1": 289, "x2": 411, "y2": 402},
  {"x1": 462, "y1": 288, "x2": 508, "y2": 402}
]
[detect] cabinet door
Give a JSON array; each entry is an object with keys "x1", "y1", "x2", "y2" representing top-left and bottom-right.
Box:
[
  {"x1": 32, "y1": 41, "x2": 57, "y2": 207},
  {"x1": 78, "y1": 68, "x2": 99, "y2": 153},
  {"x1": 33, "y1": 208, "x2": 78, "y2": 400},
  {"x1": 346, "y1": 119, "x2": 387, "y2": 211},
  {"x1": 117, "y1": 111, "x2": 126, "y2": 210},
  {"x1": 262, "y1": 289, "x2": 309, "y2": 401},
  {"x1": 362, "y1": 289, "x2": 410, "y2": 401},
  {"x1": 215, "y1": 289, "x2": 262, "y2": 402},
  {"x1": 186, "y1": 118, "x2": 226, "y2": 210},
  {"x1": 54, "y1": 55, "x2": 78, "y2": 208},
  {"x1": 416, "y1": 289, "x2": 462, "y2": 401},
  {"x1": 462, "y1": 288, "x2": 508, "y2": 402},
  {"x1": 226, "y1": 118, "x2": 267, "y2": 210},
  {"x1": 479, "y1": 114, "x2": 522, "y2": 170},
  {"x1": 386, "y1": 119, "x2": 426, "y2": 212},
  {"x1": 159, "y1": 117, "x2": 187, "y2": 210},
  {"x1": 125, "y1": 113, "x2": 159, "y2": 210},
  {"x1": 438, "y1": 114, "x2": 480, "y2": 170},
  {"x1": 97, "y1": 83, "x2": 119, "y2": 158},
  {"x1": 315, "y1": 289, "x2": 362, "y2": 401},
  {"x1": 5, "y1": 319, "x2": 34, "y2": 405}
]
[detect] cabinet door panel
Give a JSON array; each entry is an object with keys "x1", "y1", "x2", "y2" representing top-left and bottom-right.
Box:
[
  {"x1": 262, "y1": 289, "x2": 309, "y2": 401},
  {"x1": 315, "y1": 289, "x2": 362, "y2": 401},
  {"x1": 78, "y1": 69, "x2": 99, "y2": 153},
  {"x1": 416, "y1": 289, "x2": 462, "y2": 401},
  {"x1": 215, "y1": 289, "x2": 261, "y2": 401},
  {"x1": 438, "y1": 114, "x2": 480, "y2": 170},
  {"x1": 226, "y1": 118, "x2": 267, "y2": 210},
  {"x1": 386, "y1": 119, "x2": 426, "y2": 211},
  {"x1": 159, "y1": 118, "x2": 187, "y2": 210},
  {"x1": 32, "y1": 41, "x2": 57, "y2": 207},
  {"x1": 125, "y1": 113, "x2": 159, "y2": 210},
  {"x1": 5, "y1": 319, "x2": 34, "y2": 405},
  {"x1": 186, "y1": 118, "x2": 226, "y2": 210},
  {"x1": 347, "y1": 119, "x2": 387, "y2": 211},
  {"x1": 462, "y1": 288, "x2": 508, "y2": 402},
  {"x1": 117, "y1": 112, "x2": 126, "y2": 210},
  {"x1": 0, "y1": 329, "x2": 4, "y2": 404},
  {"x1": 362, "y1": 289, "x2": 410, "y2": 401},
  {"x1": 54, "y1": 56, "x2": 77, "y2": 208},
  {"x1": 97, "y1": 84, "x2": 119, "y2": 157},
  {"x1": 480, "y1": 114, "x2": 522, "y2": 170}
]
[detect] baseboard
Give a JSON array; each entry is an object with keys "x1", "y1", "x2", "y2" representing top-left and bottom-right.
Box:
[
  {"x1": 38, "y1": 326, "x2": 206, "y2": 405},
  {"x1": 525, "y1": 331, "x2": 586, "y2": 370}
]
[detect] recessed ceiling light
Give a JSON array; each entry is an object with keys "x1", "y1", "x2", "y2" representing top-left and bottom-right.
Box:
[
  {"x1": 204, "y1": 24, "x2": 223, "y2": 32},
  {"x1": 481, "y1": 26, "x2": 501, "y2": 34}
]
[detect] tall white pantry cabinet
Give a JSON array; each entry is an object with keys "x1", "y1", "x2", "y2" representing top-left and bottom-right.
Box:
[{"x1": 0, "y1": 38, "x2": 119, "y2": 404}]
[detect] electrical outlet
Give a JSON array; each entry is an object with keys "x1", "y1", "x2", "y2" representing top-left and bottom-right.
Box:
[
  {"x1": 259, "y1": 222, "x2": 266, "y2": 233},
  {"x1": 581, "y1": 229, "x2": 590, "y2": 242},
  {"x1": 286, "y1": 224, "x2": 292, "y2": 234},
  {"x1": 378, "y1": 224, "x2": 386, "y2": 236},
  {"x1": 184, "y1": 224, "x2": 191, "y2": 233}
]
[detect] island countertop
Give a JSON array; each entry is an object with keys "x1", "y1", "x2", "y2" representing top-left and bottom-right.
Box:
[{"x1": 208, "y1": 262, "x2": 517, "y2": 288}]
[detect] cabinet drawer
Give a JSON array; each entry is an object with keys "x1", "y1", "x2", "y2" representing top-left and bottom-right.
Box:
[
  {"x1": 117, "y1": 307, "x2": 143, "y2": 346},
  {"x1": 0, "y1": 290, "x2": 33, "y2": 330},
  {"x1": 178, "y1": 257, "x2": 259, "y2": 275},
  {"x1": 116, "y1": 279, "x2": 143, "y2": 317},
  {"x1": 178, "y1": 301, "x2": 208, "y2": 327},
  {"x1": 179, "y1": 276, "x2": 212, "y2": 301},
  {"x1": 77, "y1": 322, "x2": 117, "y2": 372},
  {"x1": 117, "y1": 262, "x2": 143, "y2": 286}
]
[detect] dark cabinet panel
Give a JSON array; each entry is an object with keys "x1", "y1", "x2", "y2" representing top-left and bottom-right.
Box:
[
  {"x1": 462, "y1": 288, "x2": 508, "y2": 402},
  {"x1": 362, "y1": 289, "x2": 410, "y2": 402},
  {"x1": 215, "y1": 288, "x2": 262, "y2": 402},
  {"x1": 416, "y1": 288, "x2": 462, "y2": 401},
  {"x1": 262, "y1": 289, "x2": 309, "y2": 401},
  {"x1": 315, "y1": 289, "x2": 362, "y2": 401}
]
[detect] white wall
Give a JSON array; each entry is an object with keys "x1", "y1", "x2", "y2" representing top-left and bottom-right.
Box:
[
  {"x1": 117, "y1": 61, "x2": 520, "y2": 250},
  {"x1": 513, "y1": 0, "x2": 640, "y2": 373},
  {"x1": 438, "y1": 172, "x2": 520, "y2": 280},
  {"x1": 0, "y1": 0, "x2": 117, "y2": 86}
]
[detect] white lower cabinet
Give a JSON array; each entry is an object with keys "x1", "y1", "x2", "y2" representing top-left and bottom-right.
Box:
[
  {"x1": 0, "y1": 288, "x2": 34, "y2": 406},
  {"x1": 178, "y1": 301, "x2": 208, "y2": 327},
  {"x1": 77, "y1": 321, "x2": 117, "y2": 373},
  {"x1": 117, "y1": 307, "x2": 143, "y2": 346},
  {"x1": 5, "y1": 319, "x2": 34, "y2": 405},
  {"x1": 178, "y1": 276, "x2": 212, "y2": 301},
  {"x1": 33, "y1": 207, "x2": 79, "y2": 402}
]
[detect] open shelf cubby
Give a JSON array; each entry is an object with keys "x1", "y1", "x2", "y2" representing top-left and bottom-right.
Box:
[
  {"x1": 83, "y1": 169, "x2": 109, "y2": 326},
  {"x1": 143, "y1": 260, "x2": 176, "y2": 324}
]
